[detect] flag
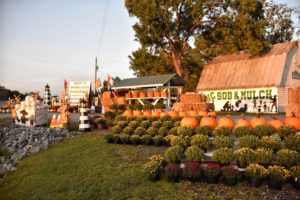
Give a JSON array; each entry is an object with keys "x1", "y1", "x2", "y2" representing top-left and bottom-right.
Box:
[
  {"x1": 64, "y1": 79, "x2": 68, "y2": 90},
  {"x1": 107, "y1": 74, "x2": 114, "y2": 89},
  {"x1": 96, "y1": 78, "x2": 101, "y2": 89},
  {"x1": 96, "y1": 64, "x2": 99, "y2": 72}
]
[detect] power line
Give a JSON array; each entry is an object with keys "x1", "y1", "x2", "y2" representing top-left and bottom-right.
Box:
[{"x1": 96, "y1": 0, "x2": 110, "y2": 57}]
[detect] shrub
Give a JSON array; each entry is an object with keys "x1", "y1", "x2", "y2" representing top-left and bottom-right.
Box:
[
  {"x1": 130, "y1": 135, "x2": 141, "y2": 145},
  {"x1": 221, "y1": 165, "x2": 240, "y2": 179},
  {"x1": 127, "y1": 104, "x2": 135, "y2": 110},
  {"x1": 158, "y1": 127, "x2": 169, "y2": 137},
  {"x1": 254, "y1": 148, "x2": 273, "y2": 166},
  {"x1": 141, "y1": 135, "x2": 152, "y2": 145},
  {"x1": 165, "y1": 146, "x2": 185, "y2": 162},
  {"x1": 174, "y1": 121, "x2": 181, "y2": 127},
  {"x1": 164, "y1": 135, "x2": 177, "y2": 146},
  {"x1": 267, "y1": 165, "x2": 290, "y2": 182},
  {"x1": 168, "y1": 127, "x2": 178, "y2": 136},
  {"x1": 109, "y1": 104, "x2": 118, "y2": 112},
  {"x1": 195, "y1": 126, "x2": 213, "y2": 136},
  {"x1": 122, "y1": 126, "x2": 134, "y2": 135},
  {"x1": 95, "y1": 117, "x2": 107, "y2": 125},
  {"x1": 117, "y1": 120, "x2": 128, "y2": 129},
  {"x1": 114, "y1": 115, "x2": 126, "y2": 122},
  {"x1": 112, "y1": 125, "x2": 122, "y2": 134},
  {"x1": 140, "y1": 120, "x2": 151, "y2": 129},
  {"x1": 119, "y1": 134, "x2": 130, "y2": 144},
  {"x1": 170, "y1": 136, "x2": 189, "y2": 149},
  {"x1": 213, "y1": 127, "x2": 232, "y2": 137},
  {"x1": 151, "y1": 121, "x2": 162, "y2": 129},
  {"x1": 104, "y1": 111, "x2": 116, "y2": 119},
  {"x1": 147, "y1": 127, "x2": 158, "y2": 136},
  {"x1": 212, "y1": 148, "x2": 235, "y2": 165},
  {"x1": 278, "y1": 125, "x2": 296, "y2": 139},
  {"x1": 290, "y1": 166, "x2": 300, "y2": 182},
  {"x1": 185, "y1": 146, "x2": 204, "y2": 162},
  {"x1": 213, "y1": 136, "x2": 234, "y2": 149},
  {"x1": 182, "y1": 161, "x2": 202, "y2": 181},
  {"x1": 118, "y1": 104, "x2": 126, "y2": 111},
  {"x1": 105, "y1": 119, "x2": 114, "y2": 128},
  {"x1": 133, "y1": 103, "x2": 143, "y2": 110},
  {"x1": 126, "y1": 116, "x2": 136, "y2": 123},
  {"x1": 202, "y1": 163, "x2": 221, "y2": 178},
  {"x1": 284, "y1": 135, "x2": 300, "y2": 151},
  {"x1": 253, "y1": 125, "x2": 274, "y2": 138},
  {"x1": 233, "y1": 126, "x2": 254, "y2": 137},
  {"x1": 165, "y1": 163, "x2": 181, "y2": 182},
  {"x1": 112, "y1": 134, "x2": 121, "y2": 144},
  {"x1": 148, "y1": 116, "x2": 158, "y2": 122},
  {"x1": 162, "y1": 121, "x2": 174, "y2": 129},
  {"x1": 129, "y1": 121, "x2": 139, "y2": 129},
  {"x1": 172, "y1": 116, "x2": 183, "y2": 123},
  {"x1": 258, "y1": 136, "x2": 282, "y2": 152},
  {"x1": 234, "y1": 148, "x2": 255, "y2": 167},
  {"x1": 177, "y1": 126, "x2": 194, "y2": 137},
  {"x1": 238, "y1": 135, "x2": 259, "y2": 149},
  {"x1": 275, "y1": 149, "x2": 299, "y2": 168},
  {"x1": 133, "y1": 127, "x2": 146, "y2": 136},
  {"x1": 152, "y1": 135, "x2": 164, "y2": 146},
  {"x1": 104, "y1": 134, "x2": 113, "y2": 143},
  {"x1": 191, "y1": 134, "x2": 210, "y2": 150},
  {"x1": 143, "y1": 155, "x2": 165, "y2": 181},
  {"x1": 160, "y1": 115, "x2": 171, "y2": 122},
  {"x1": 143, "y1": 103, "x2": 154, "y2": 111},
  {"x1": 137, "y1": 116, "x2": 147, "y2": 123},
  {"x1": 244, "y1": 164, "x2": 267, "y2": 179}
]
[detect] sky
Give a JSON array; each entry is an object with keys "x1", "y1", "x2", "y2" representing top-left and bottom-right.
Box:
[{"x1": 0, "y1": 0, "x2": 299, "y2": 96}]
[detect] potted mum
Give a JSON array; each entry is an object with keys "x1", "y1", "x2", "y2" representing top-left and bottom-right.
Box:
[
  {"x1": 95, "y1": 117, "x2": 106, "y2": 129},
  {"x1": 143, "y1": 155, "x2": 166, "y2": 181},
  {"x1": 234, "y1": 148, "x2": 255, "y2": 168},
  {"x1": 221, "y1": 165, "x2": 240, "y2": 186},
  {"x1": 165, "y1": 162, "x2": 181, "y2": 182},
  {"x1": 290, "y1": 166, "x2": 300, "y2": 189},
  {"x1": 254, "y1": 148, "x2": 273, "y2": 167},
  {"x1": 267, "y1": 165, "x2": 290, "y2": 190},
  {"x1": 244, "y1": 164, "x2": 267, "y2": 187},
  {"x1": 202, "y1": 162, "x2": 221, "y2": 184},
  {"x1": 212, "y1": 148, "x2": 235, "y2": 166},
  {"x1": 182, "y1": 161, "x2": 202, "y2": 182}
]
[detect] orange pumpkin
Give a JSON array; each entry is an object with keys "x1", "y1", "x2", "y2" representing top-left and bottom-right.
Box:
[
  {"x1": 198, "y1": 111, "x2": 208, "y2": 117},
  {"x1": 154, "y1": 91, "x2": 161, "y2": 97},
  {"x1": 152, "y1": 111, "x2": 160, "y2": 118},
  {"x1": 181, "y1": 117, "x2": 198, "y2": 128},
  {"x1": 208, "y1": 111, "x2": 217, "y2": 118},
  {"x1": 133, "y1": 110, "x2": 142, "y2": 117},
  {"x1": 217, "y1": 117, "x2": 235, "y2": 129},
  {"x1": 268, "y1": 116, "x2": 284, "y2": 131},
  {"x1": 160, "y1": 112, "x2": 169, "y2": 118},
  {"x1": 200, "y1": 117, "x2": 217, "y2": 129},
  {"x1": 284, "y1": 116, "x2": 300, "y2": 131},
  {"x1": 250, "y1": 115, "x2": 267, "y2": 128},
  {"x1": 168, "y1": 111, "x2": 179, "y2": 118},
  {"x1": 179, "y1": 111, "x2": 188, "y2": 117},
  {"x1": 236, "y1": 118, "x2": 251, "y2": 128},
  {"x1": 132, "y1": 93, "x2": 139, "y2": 98},
  {"x1": 156, "y1": 108, "x2": 164, "y2": 113},
  {"x1": 143, "y1": 110, "x2": 152, "y2": 118},
  {"x1": 188, "y1": 110, "x2": 198, "y2": 117},
  {"x1": 147, "y1": 91, "x2": 154, "y2": 97},
  {"x1": 123, "y1": 109, "x2": 133, "y2": 117}
]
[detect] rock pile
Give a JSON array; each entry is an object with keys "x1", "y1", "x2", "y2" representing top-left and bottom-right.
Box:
[{"x1": 0, "y1": 125, "x2": 80, "y2": 176}]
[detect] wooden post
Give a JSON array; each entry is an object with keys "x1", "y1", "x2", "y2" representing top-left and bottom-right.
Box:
[
  {"x1": 95, "y1": 57, "x2": 97, "y2": 94},
  {"x1": 167, "y1": 81, "x2": 171, "y2": 109}
]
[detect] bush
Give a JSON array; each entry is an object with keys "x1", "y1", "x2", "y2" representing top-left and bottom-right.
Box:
[
  {"x1": 162, "y1": 121, "x2": 174, "y2": 129},
  {"x1": 275, "y1": 149, "x2": 299, "y2": 168},
  {"x1": 221, "y1": 165, "x2": 240, "y2": 179},
  {"x1": 267, "y1": 165, "x2": 290, "y2": 182},
  {"x1": 133, "y1": 127, "x2": 146, "y2": 136},
  {"x1": 254, "y1": 148, "x2": 273, "y2": 166},
  {"x1": 153, "y1": 135, "x2": 164, "y2": 146},
  {"x1": 130, "y1": 135, "x2": 141, "y2": 145},
  {"x1": 146, "y1": 127, "x2": 158, "y2": 136},
  {"x1": 137, "y1": 116, "x2": 147, "y2": 123},
  {"x1": 144, "y1": 155, "x2": 165, "y2": 181},
  {"x1": 278, "y1": 125, "x2": 296, "y2": 139},
  {"x1": 233, "y1": 126, "x2": 254, "y2": 137},
  {"x1": 191, "y1": 134, "x2": 210, "y2": 150},
  {"x1": 122, "y1": 126, "x2": 134, "y2": 135},
  {"x1": 234, "y1": 148, "x2": 255, "y2": 167},
  {"x1": 202, "y1": 163, "x2": 221, "y2": 178},
  {"x1": 177, "y1": 126, "x2": 194, "y2": 137},
  {"x1": 129, "y1": 121, "x2": 139, "y2": 129},
  {"x1": 290, "y1": 166, "x2": 300, "y2": 182},
  {"x1": 284, "y1": 135, "x2": 300, "y2": 151},
  {"x1": 168, "y1": 127, "x2": 178, "y2": 136},
  {"x1": 114, "y1": 115, "x2": 126, "y2": 122},
  {"x1": 244, "y1": 164, "x2": 267, "y2": 179},
  {"x1": 195, "y1": 126, "x2": 213, "y2": 136},
  {"x1": 95, "y1": 117, "x2": 107, "y2": 125},
  {"x1": 148, "y1": 116, "x2": 158, "y2": 122},
  {"x1": 105, "y1": 119, "x2": 114, "y2": 128},
  {"x1": 238, "y1": 135, "x2": 259, "y2": 149},
  {"x1": 254, "y1": 125, "x2": 274, "y2": 138},
  {"x1": 155, "y1": 103, "x2": 166, "y2": 109},
  {"x1": 212, "y1": 148, "x2": 235, "y2": 165},
  {"x1": 258, "y1": 136, "x2": 282, "y2": 152},
  {"x1": 112, "y1": 125, "x2": 122, "y2": 134},
  {"x1": 116, "y1": 120, "x2": 128, "y2": 129},
  {"x1": 133, "y1": 103, "x2": 143, "y2": 110},
  {"x1": 104, "y1": 111, "x2": 116, "y2": 119},
  {"x1": 213, "y1": 136, "x2": 234, "y2": 149},
  {"x1": 165, "y1": 163, "x2": 181, "y2": 182},
  {"x1": 164, "y1": 135, "x2": 177, "y2": 146},
  {"x1": 119, "y1": 134, "x2": 130, "y2": 144},
  {"x1": 170, "y1": 136, "x2": 189, "y2": 149},
  {"x1": 126, "y1": 116, "x2": 136, "y2": 123},
  {"x1": 151, "y1": 121, "x2": 162, "y2": 129},
  {"x1": 158, "y1": 127, "x2": 169, "y2": 137},
  {"x1": 112, "y1": 134, "x2": 121, "y2": 144},
  {"x1": 165, "y1": 146, "x2": 185, "y2": 162},
  {"x1": 182, "y1": 161, "x2": 202, "y2": 181},
  {"x1": 109, "y1": 104, "x2": 118, "y2": 111},
  {"x1": 185, "y1": 146, "x2": 204, "y2": 162},
  {"x1": 104, "y1": 134, "x2": 113, "y2": 143},
  {"x1": 172, "y1": 116, "x2": 183, "y2": 123},
  {"x1": 213, "y1": 127, "x2": 232, "y2": 137},
  {"x1": 160, "y1": 115, "x2": 171, "y2": 122},
  {"x1": 118, "y1": 104, "x2": 126, "y2": 111},
  {"x1": 174, "y1": 121, "x2": 181, "y2": 127},
  {"x1": 140, "y1": 120, "x2": 151, "y2": 129},
  {"x1": 143, "y1": 103, "x2": 154, "y2": 111},
  {"x1": 141, "y1": 135, "x2": 152, "y2": 145}
]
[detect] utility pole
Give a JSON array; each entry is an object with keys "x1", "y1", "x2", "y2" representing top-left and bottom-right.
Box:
[{"x1": 95, "y1": 57, "x2": 97, "y2": 95}]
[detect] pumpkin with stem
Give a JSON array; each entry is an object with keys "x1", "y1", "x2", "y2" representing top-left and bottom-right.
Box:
[
  {"x1": 251, "y1": 114, "x2": 267, "y2": 128},
  {"x1": 198, "y1": 111, "x2": 208, "y2": 117},
  {"x1": 168, "y1": 111, "x2": 179, "y2": 118},
  {"x1": 268, "y1": 115, "x2": 284, "y2": 131},
  {"x1": 217, "y1": 117, "x2": 234, "y2": 130},
  {"x1": 284, "y1": 113, "x2": 300, "y2": 131},
  {"x1": 200, "y1": 117, "x2": 217, "y2": 129},
  {"x1": 181, "y1": 117, "x2": 198, "y2": 128},
  {"x1": 236, "y1": 114, "x2": 251, "y2": 128}
]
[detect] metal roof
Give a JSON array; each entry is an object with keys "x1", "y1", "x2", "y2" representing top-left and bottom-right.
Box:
[{"x1": 112, "y1": 73, "x2": 184, "y2": 90}]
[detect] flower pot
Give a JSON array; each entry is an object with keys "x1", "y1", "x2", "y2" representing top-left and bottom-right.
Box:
[
  {"x1": 154, "y1": 91, "x2": 161, "y2": 97},
  {"x1": 206, "y1": 175, "x2": 219, "y2": 184},
  {"x1": 223, "y1": 178, "x2": 237, "y2": 186},
  {"x1": 132, "y1": 93, "x2": 139, "y2": 98},
  {"x1": 292, "y1": 180, "x2": 300, "y2": 190},
  {"x1": 139, "y1": 92, "x2": 146, "y2": 98},
  {"x1": 248, "y1": 177, "x2": 263, "y2": 187},
  {"x1": 267, "y1": 179, "x2": 283, "y2": 190},
  {"x1": 125, "y1": 93, "x2": 132, "y2": 99},
  {"x1": 97, "y1": 123, "x2": 104, "y2": 129},
  {"x1": 161, "y1": 91, "x2": 168, "y2": 97},
  {"x1": 147, "y1": 91, "x2": 154, "y2": 98}
]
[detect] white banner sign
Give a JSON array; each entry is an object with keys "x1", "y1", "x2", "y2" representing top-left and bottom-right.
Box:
[
  {"x1": 68, "y1": 81, "x2": 91, "y2": 106},
  {"x1": 201, "y1": 87, "x2": 278, "y2": 113}
]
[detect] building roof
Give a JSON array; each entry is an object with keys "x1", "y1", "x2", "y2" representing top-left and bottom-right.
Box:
[
  {"x1": 112, "y1": 73, "x2": 184, "y2": 90},
  {"x1": 196, "y1": 41, "x2": 298, "y2": 91}
]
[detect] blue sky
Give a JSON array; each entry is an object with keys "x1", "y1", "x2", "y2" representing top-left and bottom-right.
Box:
[{"x1": 0, "y1": 0, "x2": 299, "y2": 95}]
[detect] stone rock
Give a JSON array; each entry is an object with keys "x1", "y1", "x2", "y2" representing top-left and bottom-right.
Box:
[
  {"x1": 42, "y1": 140, "x2": 49, "y2": 150},
  {"x1": 0, "y1": 165, "x2": 6, "y2": 175}
]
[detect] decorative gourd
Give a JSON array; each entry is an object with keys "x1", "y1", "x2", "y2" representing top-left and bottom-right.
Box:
[
  {"x1": 217, "y1": 117, "x2": 235, "y2": 129},
  {"x1": 123, "y1": 109, "x2": 133, "y2": 117},
  {"x1": 143, "y1": 110, "x2": 152, "y2": 118},
  {"x1": 268, "y1": 116, "x2": 284, "y2": 131},
  {"x1": 168, "y1": 111, "x2": 179, "y2": 118},
  {"x1": 179, "y1": 111, "x2": 188, "y2": 117},
  {"x1": 198, "y1": 111, "x2": 208, "y2": 117},
  {"x1": 152, "y1": 111, "x2": 161, "y2": 118},
  {"x1": 200, "y1": 117, "x2": 217, "y2": 129},
  {"x1": 250, "y1": 114, "x2": 267, "y2": 128},
  {"x1": 236, "y1": 118, "x2": 251, "y2": 128},
  {"x1": 159, "y1": 112, "x2": 168, "y2": 118},
  {"x1": 181, "y1": 117, "x2": 198, "y2": 128},
  {"x1": 188, "y1": 110, "x2": 198, "y2": 117},
  {"x1": 284, "y1": 114, "x2": 300, "y2": 131}
]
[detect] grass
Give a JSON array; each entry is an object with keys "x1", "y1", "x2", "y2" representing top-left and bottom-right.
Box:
[{"x1": 0, "y1": 131, "x2": 299, "y2": 200}]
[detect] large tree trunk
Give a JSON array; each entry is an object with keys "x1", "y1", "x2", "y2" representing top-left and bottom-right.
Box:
[{"x1": 171, "y1": 51, "x2": 183, "y2": 77}]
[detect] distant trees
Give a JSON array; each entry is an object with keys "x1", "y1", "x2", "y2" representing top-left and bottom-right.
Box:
[{"x1": 0, "y1": 85, "x2": 25, "y2": 100}]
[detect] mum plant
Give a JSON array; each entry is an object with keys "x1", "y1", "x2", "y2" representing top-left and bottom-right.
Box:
[
  {"x1": 185, "y1": 146, "x2": 204, "y2": 162},
  {"x1": 221, "y1": 165, "x2": 240, "y2": 180},
  {"x1": 195, "y1": 126, "x2": 213, "y2": 136},
  {"x1": 177, "y1": 126, "x2": 194, "y2": 137},
  {"x1": 151, "y1": 121, "x2": 162, "y2": 129},
  {"x1": 202, "y1": 163, "x2": 221, "y2": 179},
  {"x1": 254, "y1": 148, "x2": 273, "y2": 167},
  {"x1": 213, "y1": 136, "x2": 234, "y2": 149},
  {"x1": 170, "y1": 136, "x2": 189, "y2": 149},
  {"x1": 119, "y1": 134, "x2": 130, "y2": 144},
  {"x1": 233, "y1": 126, "x2": 254, "y2": 137},
  {"x1": 182, "y1": 161, "x2": 202, "y2": 181},
  {"x1": 165, "y1": 162, "x2": 181, "y2": 182},
  {"x1": 238, "y1": 135, "x2": 259, "y2": 149},
  {"x1": 244, "y1": 164, "x2": 268, "y2": 180},
  {"x1": 278, "y1": 125, "x2": 296, "y2": 139},
  {"x1": 234, "y1": 148, "x2": 255, "y2": 168},
  {"x1": 129, "y1": 121, "x2": 140, "y2": 129},
  {"x1": 212, "y1": 148, "x2": 235, "y2": 165},
  {"x1": 130, "y1": 135, "x2": 141, "y2": 145},
  {"x1": 162, "y1": 121, "x2": 174, "y2": 129},
  {"x1": 133, "y1": 127, "x2": 146, "y2": 136},
  {"x1": 158, "y1": 127, "x2": 169, "y2": 137},
  {"x1": 141, "y1": 135, "x2": 152, "y2": 145},
  {"x1": 254, "y1": 125, "x2": 274, "y2": 138},
  {"x1": 290, "y1": 166, "x2": 300, "y2": 188},
  {"x1": 112, "y1": 125, "x2": 122, "y2": 134},
  {"x1": 258, "y1": 136, "x2": 282, "y2": 152},
  {"x1": 284, "y1": 135, "x2": 300, "y2": 151},
  {"x1": 267, "y1": 165, "x2": 290, "y2": 182},
  {"x1": 140, "y1": 120, "x2": 151, "y2": 129},
  {"x1": 122, "y1": 126, "x2": 134, "y2": 135},
  {"x1": 275, "y1": 149, "x2": 299, "y2": 168},
  {"x1": 116, "y1": 120, "x2": 128, "y2": 129},
  {"x1": 152, "y1": 135, "x2": 164, "y2": 146},
  {"x1": 190, "y1": 134, "x2": 210, "y2": 151},
  {"x1": 143, "y1": 155, "x2": 166, "y2": 181},
  {"x1": 168, "y1": 127, "x2": 179, "y2": 136},
  {"x1": 146, "y1": 127, "x2": 158, "y2": 136},
  {"x1": 165, "y1": 146, "x2": 185, "y2": 163},
  {"x1": 213, "y1": 127, "x2": 232, "y2": 137}
]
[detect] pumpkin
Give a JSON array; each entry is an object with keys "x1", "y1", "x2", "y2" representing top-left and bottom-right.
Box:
[
  {"x1": 168, "y1": 111, "x2": 179, "y2": 118},
  {"x1": 132, "y1": 93, "x2": 139, "y2": 98},
  {"x1": 146, "y1": 91, "x2": 154, "y2": 97},
  {"x1": 152, "y1": 111, "x2": 161, "y2": 118},
  {"x1": 208, "y1": 111, "x2": 217, "y2": 118},
  {"x1": 200, "y1": 117, "x2": 217, "y2": 129},
  {"x1": 181, "y1": 117, "x2": 198, "y2": 128},
  {"x1": 154, "y1": 91, "x2": 161, "y2": 97},
  {"x1": 250, "y1": 115, "x2": 267, "y2": 128},
  {"x1": 179, "y1": 111, "x2": 188, "y2": 117},
  {"x1": 284, "y1": 116, "x2": 300, "y2": 131},
  {"x1": 188, "y1": 110, "x2": 198, "y2": 117},
  {"x1": 159, "y1": 112, "x2": 168, "y2": 118},
  {"x1": 123, "y1": 109, "x2": 133, "y2": 117},
  {"x1": 198, "y1": 111, "x2": 208, "y2": 117},
  {"x1": 133, "y1": 110, "x2": 142, "y2": 117},
  {"x1": 236, "y1": 118, "x2": 251, "y2": 128},
  {"x1": 156, "y1": 108, "x2": 164, "y2": 113},
  {"x1": 143, "y1": 110, "x2": 152, "y2": 118},
  {"x1": 268, "y1": 116, "x2": 284, "y2": 131},
  {"x1": 217, "y1": 117, "x2": 235, "y2": 129}
]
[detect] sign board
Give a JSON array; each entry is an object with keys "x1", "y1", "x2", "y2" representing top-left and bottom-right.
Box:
[
  {"x1": 201, "y1": 87, "x2": 278, "y2": 113},
  {"x1": 68, "y1": 81, "x2": 91, "y2": 106}
]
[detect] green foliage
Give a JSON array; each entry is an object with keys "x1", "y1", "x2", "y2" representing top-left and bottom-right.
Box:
[
  {"x1": 158, "y1": 127, "x2": 169, "y2": 137},
  {"x1": 114, "y1": 115, "x2": 126, "y2": 122},
  {"x1": 119, "y1": 134, "x2": 131, "y2": 144},
  {"x1": 136, "y1": 116, "x2": 147, "y2": 123},
  {"x1": 141, "y1": 135, "x2": 152, "y2": 145},
  {"x1": 212, "y1": 148, "x2": 235, "y2": 165},
  {"x1": 112, "y1": 134, "x2": 121, "y2": 144},
  {"x1": 165, "y1": 146, "x2": 185, "y2": 163},
  {"x1": 278, "y1": 125, "x2": 296, "y2": 139},
  {"x1": 195, "y1": 126, "x2": 213, "y2": 137},
  {"x1": 234, "y1": 148, "x2": 255, "y2": 167},
  {"x1": 267, "y1": 165, "x2": 290, "y2": 181},
  {"x1": 130, "y1": 135, "x2": 141, "y2": 145},
  {"x1": 213, "y1": 127, "x2": 232, "y2": 137},
  {"x1": 129, "y1": 121, "x2": 140, "y2": 129},
  {"x1": 112, "y1": 126, "x2": 122, "y2": 134},
  {"x1": 233, "y1": 127, "x2": 254, "y2": 138},
  {"x1": 165, "y1": 163, "x2": 181, "y2": 182},
  {"x1": 118, "y1": 104, "x2": 126, "y2": 111},
  {"x1": 284, "y1": 135, "x2": 300, "y2": 151},
  {"x1": 126, "y1": 116, "x2": 136, "y2": 123},
  {"x1": 95, "y1": 117, "x2": 107, "y2": 125},
  {"x1": 143, "y1": 155, "x2": 165, "y2": 181},
  {"x1": 127, "y1": 104, "x2": 135, "y2": 110},
  {"x1": 160, "y1": 115, "x2": 171, "y2": 122},
  {"x1": 151, "y1": 121, "x2": 162, "y2": 129},
  {"x1": 109, "y1": 104, "x2": 118, "y2": 112},
  {"x1": 244, "y1": 164, "x2": 268, "y2": 179},
  {"x1": 122, "y1": 126, "x2": 134, "y2": 135},
  {"x1": 185, "y1": 146, "x2": 204, "y2": 162},
  {"x1": 177, "y1": 126, "x2": 194, "y2": 137},
  {"x1": 173, "y1": 121, "x2": 181, "y2": 127},
  {"x1": 133, "y1": 104, "x2": 143, "y2": 110},
  {"x1": 140, "y1": 120, "x2": 151, "y2": 129},
  {"x1": 143, "y1": 103, "x2": 154, "y2": 110},
  {"x1": 253, "y1": 125, "x2": 274, "y2": 138},
  {"x1": 168, "y1": 127, "x2": 178, "y2": 136},
  {"x1": 117, "y1": 121, "x2": 128, "y2": 129},
  {"x1": 162, "y1": 121, "x2": 174, "y2": 129},
  {"x1": 148, "y1": 116, "x2": 158, "y2": 122},
  {"x1": 290, "y1": 166, "x2": 300, "y2": 180},
  {"x1": 105, "y1": 119, "x2": 114, "y2": 128},
  {"x1": 258, "y1": 136, "x2": 282, "y2": 152},
  {"x1": 170, "y1": 136, "x2": 189, "y2": 149},
  {"x1": 238, "y1": 135, "x2": 259, "y2": 149},
  {"x1": 254, "y1": 148, "x2": 273, "y2": 166},
  {"x1": 275, "y1": 149, "x2": 299, "y2": 168},
  {"x1": 146, "y1": 127, "x2": 158, "y2": 137},
  {"x1": 104, "y1": 134, "x2": 113, "y2": 143},
  {"x1": 213, "y1": 136, "x2": 234, "y2": 149},
  {"x1": 190, "y1": 134, "x2": 210, "y2": 150},
  {"x1": 133, "y1": 127, "x2": 146, "y2": 136},
  {"x1": 171, "y1": 116, "x2": 183, "y2": 123},
  {"x1": 155, "y1": 104, "x2": 166, "y2": 109},
  {"x1": 152, "y1": 135, "x2": 164, "y2": 146}
]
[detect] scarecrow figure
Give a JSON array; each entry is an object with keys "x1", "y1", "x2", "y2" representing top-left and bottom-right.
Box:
[{"x1": 20, "y1": 110, "x2": 28, "y2": 124}]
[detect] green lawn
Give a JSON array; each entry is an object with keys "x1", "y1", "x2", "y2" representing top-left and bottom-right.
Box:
[{"x1": 0, "y1": 131, "x2": 299, "y2": 200}]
